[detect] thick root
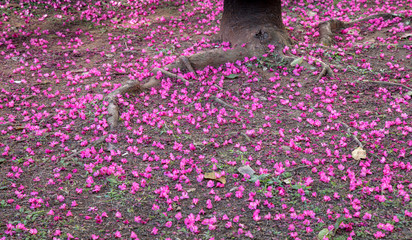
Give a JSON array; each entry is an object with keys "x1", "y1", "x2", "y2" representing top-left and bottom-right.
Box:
[
  {"x1": 99, "y1": 42, "x2": 333, "y2": 153},
  {"x1": 179, "y1": 56, "x2": 197, "y2": 77},
  {"x1": 319, "y1": 13, "x2": 402, "y2": 46},
  {"x1": 106, "y1": 81, "x2": 142, "y2": 130}
]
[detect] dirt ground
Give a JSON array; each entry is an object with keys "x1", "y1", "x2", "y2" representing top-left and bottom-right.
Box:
[{"x1": 0, "y1": 0, "x2": 411, "y2": 239}]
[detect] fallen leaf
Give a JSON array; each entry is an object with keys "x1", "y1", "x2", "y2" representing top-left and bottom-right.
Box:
[
  {"x1": 187, "y1": 188, "x2": 196, "y2": 193},
  {"x1": 248, "y1": 174, "x2": 270, "y2": 183},
  {"x1": 225, "y1": 74, "x2": 238, "y2": 79},
  {"x1": 283, "y1": 177, "x2": 292, "y2": 184},
  {"x1": 348, "y1": 29, "x2": 359, "y2": 35},
  {"x1": 334, "y1": 216, "x2": 346, "y2": 232},
  {"x1": 307, "y1": 11, "x2": 316, "y2": 17},
  {"x1": 238, "y1": 165, "x2": 255, "y2": 176},
  {"x1": 13, "y1": 126, "x2": 25, "y2": 130},
  {"x1": 318, "y1": 228, "x2": 332, "y2": 240},
  {"x1": 204, "y1": 172, "x2": 226, "y2": 184},
  {"x1": 352, "y1": 147, "x2": 366, "y2": 160},
  {"x1": 290, "y1": 57, "x2": 303, "y2": 67}
]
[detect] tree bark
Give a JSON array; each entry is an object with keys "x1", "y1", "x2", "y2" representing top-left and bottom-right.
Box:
[{"x1": 220, "y1": 0, "x2": 292, "y2": 54}]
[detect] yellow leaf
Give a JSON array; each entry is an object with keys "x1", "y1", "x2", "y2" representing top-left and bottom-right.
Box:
[{"x1": 204, "y1": 172, "x2": 226, "y2": 184}]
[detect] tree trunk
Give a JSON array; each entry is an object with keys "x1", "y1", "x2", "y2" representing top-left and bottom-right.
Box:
[{"x1": 220, "y1": 0, "x2": 291, "y2": 55}]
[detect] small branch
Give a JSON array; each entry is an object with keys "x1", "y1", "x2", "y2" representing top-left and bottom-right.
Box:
[
  {"x1": 285, "y1": 165, "x2": 310, "y2": 173},
  {"x1": 240, "y1": 132, "x2": 251, "y2": 142},
  {"x1": 363, "y1": 80, "x2": 412, "y2": 92},
  {"x1": 151, "y1": 67, "x2": 190, "y2": 85},
  {"x1": 339, "y1": 121, "x2": 363, "y2": 148},
  {"x1": 63, "y1": 135, "x2": 108, "y2": 160},
  {"x1": 211, "y1": 96, "x2": 245, "y2": 111}
]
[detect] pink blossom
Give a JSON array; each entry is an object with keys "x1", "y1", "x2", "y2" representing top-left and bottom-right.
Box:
[
  {"x1": 114, "y1": 230, "x2": 121, "y2": 238},
  {"x1": 363, "y1": 212, "x2": 372, "y2": 220},
  {"x1": 373, "y1": 231, "x2": 386, "y2": 239}
]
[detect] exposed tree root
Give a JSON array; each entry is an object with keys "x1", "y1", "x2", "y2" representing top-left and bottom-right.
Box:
[
  {"x1": 319, "y1": 13, "x2": 402, "y2": 46},
  {"x1": 151, "y1": 67, "x2": 191, "y2": 85},
  {"x1": 316, "y1": 60, "x2": 335, "y2": 81},
  {"x1": 339, "y1": 121, "x2": 363, "y2": 148},
  {"x1": 106, "y1": 81, "x2": 142, "y2": 130},
  {"x1": 362, "y1": 80, "x2": 412, "y2": 92},
  {"x1": 94, "y1": 24, "x2": 339, "y2": 153},
  {"x1": 105, "y1": 66, "x2": 190, "y2": 130},
  {"x1": 179, "y1": 56, "x2": 197, "y2": 77}
]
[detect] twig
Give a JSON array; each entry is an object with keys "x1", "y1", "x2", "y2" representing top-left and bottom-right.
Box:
[
  {"x1": 63, "y1": 135, "x2": 108, "y2": 160},
  {"x1": 211, "y1": 96, "x2": 245, "y2": 110},
  {"x1": 285, "y1": 165, "x2": 310, "y2": 172},
  {"x1": 339, "y1": 121, "x2": 363, "y2": 148},
  {"x1": 363, "y1": 80, "x2": 412, "y2": 92},
  {"x1": 240, "y1": 132, "x2": 251, "y2": 142},
  {"x1": 283, "y1": 55, "x2": 334, "y2": 80}
]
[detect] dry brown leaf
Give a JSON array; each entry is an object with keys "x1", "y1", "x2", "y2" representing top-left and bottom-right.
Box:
[
  {"x1": 352, "y1": 147, "x2": 366, "y2": 160},
  {"x1": 204, "y1": 172, "x2": 226, "y2": 184},
  {"x1": 400, "y1": 33, "x2": 412, "y2": 40}
]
